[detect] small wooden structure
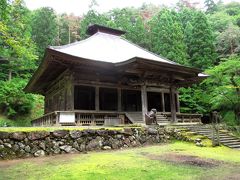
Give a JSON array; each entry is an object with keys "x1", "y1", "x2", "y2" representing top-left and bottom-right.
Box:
[{"x1": 25, "y1": 24, "x2": 206, "y2": 126}]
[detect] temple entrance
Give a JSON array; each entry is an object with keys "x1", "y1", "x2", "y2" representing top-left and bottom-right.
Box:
[
  {"x1": 74, "y1": 85, "x2": 95, "y2": 110},
  {"x1": 99, "y1": 88, "x2": 118, "y2": 111},
  {"x1": 147, "y1": 92, "x2": 162, "y2": 111},
  {"x1": 122, "y1": 90, "x2": 141, "y2": 111}
]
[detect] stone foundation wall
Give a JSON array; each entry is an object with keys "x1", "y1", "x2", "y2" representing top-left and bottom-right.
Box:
[{"x1": 0, "y1": 127, "x2": 170, "y2": 160}]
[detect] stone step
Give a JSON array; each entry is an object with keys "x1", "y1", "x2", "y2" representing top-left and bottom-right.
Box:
[
  {"x1": 220, "y1": 139, "x2": 240, "y2": 143},
  {"x1": 183, "y1": 125, "x2": 240, "y2": 150},
  {"x1": 220, "y1": 137, "x2": 238, "y2": 140},
  {"x1": 223, "y1": 142, "x2": 240, "y2": 146},
  {"x1": 226, "y1": 144, "x2": 240, "y2": 148}
]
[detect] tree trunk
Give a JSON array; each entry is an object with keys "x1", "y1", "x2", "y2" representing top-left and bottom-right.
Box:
[{"x1": 8, "y1": 69, "x2": 12, "y2": 81}]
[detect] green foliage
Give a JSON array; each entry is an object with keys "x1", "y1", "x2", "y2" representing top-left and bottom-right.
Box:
[
  {"x1": 179, "y1": 86, "x2": 209, "y2": 114},
  {"x1": 216, "y1": 23, "x2": 240, "y2": 57},
  {"x1": 203, "y1": 55, "x2": 240, "y2": 123},
  {"x1": 0, "y1": 0, "x2": 37, "y2": 81},
  {"x1": 221, "y1": 111, "x2": 236, "y2": 126},
  {"x1": 108, "y1": 8, "x2": 149, "y2": 49},
  {"x1": 204, "y1": 0, "x2": 217, "y2": 14},
  {"x1": 0, "y1": 78, "x2": 34, "y2": 118},
  {"x1": 149, "y1": 9, "x2": 188, "y2": 65},
  {"x1": 57, "y1": 14, "x2": 81, "y2": 45},
  {"x1": 188, "y1": 11, "x2": 217, "y2": 69},
  {"x1": 222, "y1": 2, "x2": 240, "y2": 17},
  {"x1": 208, "y1": 11, "x2": 234, "y2": 33},
  {"x1": 31, "y1": 7, "x2": 58, "y2": 61}
]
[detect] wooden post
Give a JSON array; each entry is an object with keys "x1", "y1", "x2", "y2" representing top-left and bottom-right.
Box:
[
  {"x1": 161, "y1": 92, "x2": 165, "y2": 112},
  {"x1": 95, "y1": 86, "x2": 99, "y2": 111},
  {"x1": 65, "y1": 75, "x2": 74, "y2": 111},
  {"x1": 141, "y1": 85, "x2": 147, "y2": 123},
  {"x1": 176, "y1": 93, "x2": 180, "y2": 112},
  {"x1": 117, "y1": 88, "x2": 121, "y2": 112},
  {"x1": 170, "y1": 87, "x2": 177, "y2": 122}
]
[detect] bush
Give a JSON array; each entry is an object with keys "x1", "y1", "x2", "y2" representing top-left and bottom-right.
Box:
[{"x1": 0, "y1": 78, "x2": 34, "y2": 118}]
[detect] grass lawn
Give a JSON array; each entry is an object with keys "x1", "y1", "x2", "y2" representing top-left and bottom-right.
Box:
[{"x1": 0, "y1": 141, "x2": 240, "y2": 180}]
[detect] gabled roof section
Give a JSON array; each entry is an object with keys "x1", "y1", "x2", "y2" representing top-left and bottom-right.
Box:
[
  {"x1": 50, "y1": 31, "x2": 177, "y2": 65},
  {"x1": 87, "y1": 24, "x2": 126, "y2": 36}
]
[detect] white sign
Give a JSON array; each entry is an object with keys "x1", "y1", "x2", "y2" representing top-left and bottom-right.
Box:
[{"x1": 59, "y1": 112, "x2": 75, "y2": 123}]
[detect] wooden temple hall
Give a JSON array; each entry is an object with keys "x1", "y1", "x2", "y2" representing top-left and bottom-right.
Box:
[{"x1": 25, "y1": 24, "x2": 206, "y2": 126}]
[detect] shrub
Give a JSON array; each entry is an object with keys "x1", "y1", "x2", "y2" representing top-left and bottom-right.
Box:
[{"x1": 0, "y1": 78, "x2": 34, "y2": 118}]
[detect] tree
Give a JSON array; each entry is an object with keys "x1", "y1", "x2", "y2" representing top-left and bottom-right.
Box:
[
  {"x1": 208, "y1": 11, "x2": 234, "y2": 33},
  {"x1": 149, "y1": 9, "x2": 188, "y2": 65},
  {"x1": 31, "y1": 7, "x2": 58, "y2": 61},
  {"x1": 0, "y1": 78, "x2": 34, "y2": 118},
  {"x1": 108, "y1": 8, "x2": 149, "y2": 49},
  {"x1": 216, "y1": 24, "x2": 240, "y2": 57},
  {"x1": 203, "y1": 56, "x2": 240, "y2": 124},
  {"x1": 204, "y1": 0, "x2": 217, "y2": 14},
  {"x1": 188, "y1": 11, "x2": 217, "y2": 69},
  {"x1": 179, "y1": 85, "x2": 209, "y2": 114},
  {"x1": 178, "y1": 7, "x2": 196, "y2": 29},
  {"x1": 0, "y1": 0, "x2": 37, "y2": 81},
  {"x1": 57, "y1": 13, "x2": 81, "y2": 45}
]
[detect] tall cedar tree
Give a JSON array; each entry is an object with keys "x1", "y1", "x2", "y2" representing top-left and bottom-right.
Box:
[
  {"x1": 149, "y1": 9, "x2": 188, "y2": 65},
  {"x1": 189, "y1": 11, "x2": 217, "y2": 69},
  {"x1": 31, "y1": 7, "x2": 58, "y2": 62},
  {"x1": 108, "y1": 8, "x2": 149, "y2": 49}
]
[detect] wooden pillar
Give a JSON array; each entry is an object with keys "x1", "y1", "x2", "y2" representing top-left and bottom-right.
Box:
[
  {"x1": 176, "y1": 93, "x2": 180, "y2": 112},
  {"x1": 141, "y1": 85, "x2": 147, "y2": 123},
  {"x1": 117, "y1": 88, "x2": 121, "y2": 112},
  {"x1": 170, "y1": 86, "x2": 177, "y2": 122},
  {"x1": 161, "y1": 92, "x2": 165, "y2": 112},
  {"x1": 65, "y1": 75, "x2": 74, "y2": 111},
  {"x1": 95, "y1": 86, "x2": 99, "y2": 111}
]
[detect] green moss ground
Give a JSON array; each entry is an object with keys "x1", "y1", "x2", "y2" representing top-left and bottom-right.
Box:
[{"x1": 0, "y1": 141, "x2": 240, "y2": 180}]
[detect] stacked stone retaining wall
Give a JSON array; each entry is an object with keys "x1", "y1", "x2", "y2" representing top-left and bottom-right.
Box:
[{"x1": 0, "y1": 127, "x2": 171, "y2": 160}]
